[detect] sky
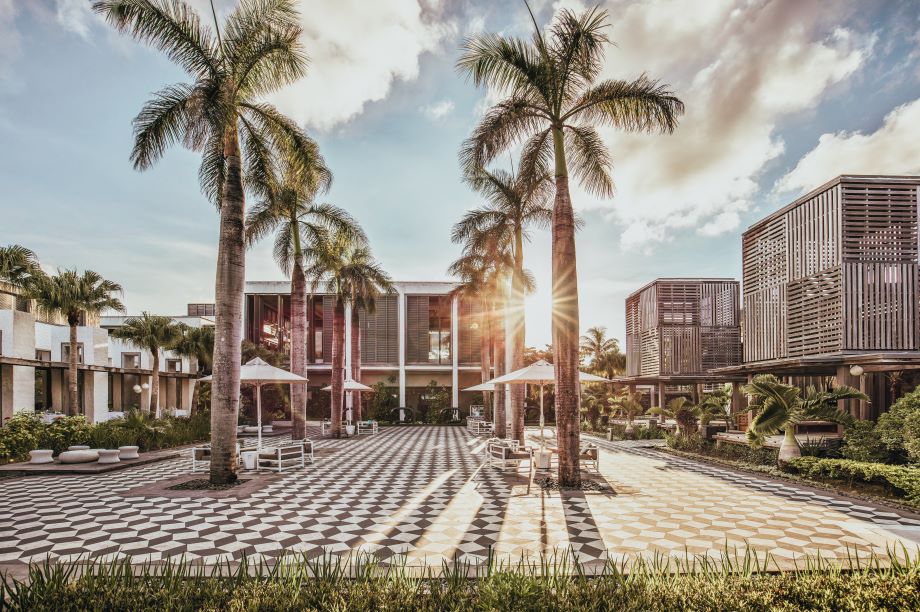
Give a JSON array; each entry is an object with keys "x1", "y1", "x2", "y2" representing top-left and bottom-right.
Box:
[{"x1": 1, "y1": 0, "x2": 919, "y2": 348}]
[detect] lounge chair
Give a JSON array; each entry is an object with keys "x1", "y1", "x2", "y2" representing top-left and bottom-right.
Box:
[
  {"x1": 191, "y1": 442, "x2": 251, "y2": 472},
  {"x1": 488, "y1": 442, "x2": 532, "y2": 471},
  {"x1": 356, "y1": 420, "x2": 379, "y2": 435},
  {"x1": 258, "y1": 444, "x2": 305, "y2": 472},
  {"x1": 580, "y1": 444, "x2": 600, "y2": 472}
]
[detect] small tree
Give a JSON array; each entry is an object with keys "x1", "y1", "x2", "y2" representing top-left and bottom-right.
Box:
[
  {"x1": 609, "y1": 390, "x2": 645, "y2": 435},
  {"x1": 111, "y1": 313, "x2": 184, "y2": 418}
]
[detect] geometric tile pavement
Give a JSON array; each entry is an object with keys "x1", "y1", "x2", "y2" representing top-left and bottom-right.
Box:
[{"x1": 0, "y1": 426, "x2": 918, "y2": 569}]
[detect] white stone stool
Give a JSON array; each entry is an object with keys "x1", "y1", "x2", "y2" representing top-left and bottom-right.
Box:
[
  {"x1": 29, "y1": 450, "x2": 54, "y2": 464},
  {"x1": 97, "y1": 449, "x2": 121, "y2": 464},
  {"x1": 59, "y1": 450, "x2": 99, "y2": 464},
  {"x1": 118, "y1": 446, "x2": 140, "y2": 459},
  {"x1": 67, "y1": 445, "x2": 90, "y2": 451}
]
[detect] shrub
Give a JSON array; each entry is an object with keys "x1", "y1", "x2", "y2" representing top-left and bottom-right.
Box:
[
  {"x1": 875, "y1": 388, "x2": 920, "y2": 465},
  {"x1": 787, "y1": 457, "x2": 920, "y2": 504},
  {"x1": 608, "y1": 423, "x2": 665, "y2": 440},
  {"x1": 666, "y1": 434, "x2": 779, "y2": 466},
  {"x1": 842, "y1": 420, "x2": 888, "y2": 463}
]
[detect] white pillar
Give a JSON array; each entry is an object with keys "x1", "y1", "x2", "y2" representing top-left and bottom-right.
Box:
[
  {"x1": 451, "y1": 294, "x2": 459, "y2": 407},
  {"x1": 344, "y1": 303, "x2": 353, "y2": 409},
  {"x1": 397, "y1": 287, "x2": 406, "y2": 407}
]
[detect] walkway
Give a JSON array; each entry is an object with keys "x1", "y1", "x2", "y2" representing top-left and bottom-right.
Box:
[{"x1": 0, "y1": 426, "x2": 917, "y2": 570}]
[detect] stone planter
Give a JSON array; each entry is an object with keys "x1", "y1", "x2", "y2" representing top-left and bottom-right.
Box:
[
  {"x1": 777, "y1": 428, "x2": 801, "y2": 465},
  {"x1": 97, "y1": 449, "x2": 121, "y2": 464},
  {"x1": 118, "y1": 446, "x2": 140, "y2": 460}
]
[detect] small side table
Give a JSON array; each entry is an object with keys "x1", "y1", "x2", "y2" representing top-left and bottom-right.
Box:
[
  {"x1": 534, "y1": 449, "x2": 553, "y2": 470},
  {"x1": 240, "y1": 450, "x2": 259, "y2": 470}
]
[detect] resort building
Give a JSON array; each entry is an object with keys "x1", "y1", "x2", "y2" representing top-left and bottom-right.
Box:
[
  {"x1": 716, "y1": 175, "x2": 920, "y2": 419},
  {"x1": 618, "y1": 278, "x2": 744, "y2": 408},
  {"x1": 0, "y1": 297, "x2": 208, "y2": 423},
  {"x1": 244, "y1": 280, "x2": 494, "y2": 421}
]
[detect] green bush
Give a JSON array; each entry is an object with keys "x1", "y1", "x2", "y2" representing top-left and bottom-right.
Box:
[
  {"x1": 3, "y1": 552, "x2": 920, "y2": 611},
  {"x1": 0, "y1": 411, "x2": 211, "y2": 463},
  {"x1": 787, "y1": 457, "x2": 920, "y2": 504},
  {"x1": 606, "y1": 422, "x2": 665, "y2": 440},
  {"x1": 666, "y1": 433, "x2": 778, "y2": 466},
  {"x1": 874, "y1": 388, "x2": 920, "y2": 465},
  {"x1": 841, "y1": 420, "x2": 889, "y2": 463}
]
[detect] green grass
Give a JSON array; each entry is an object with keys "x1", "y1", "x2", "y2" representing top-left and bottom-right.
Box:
[{"x1": 3, "y1": 548, "x2": 920, "y2": 611}]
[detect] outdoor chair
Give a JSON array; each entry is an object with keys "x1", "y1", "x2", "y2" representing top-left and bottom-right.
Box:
[
  {"x1": 258, "y1": 444, "x2": 305, "y2": 472},
  {"x1": 488, "y1": 442, "x2": 532, "y2": 471},
  {"x1": 486, "y1": 437, "x2": 520, "y2": 451},
  {"x1": 191, "y1": 442, "x2": 249, "y2": 473},
  {"x1": 357, "y1": 420, "x2": 379, "y2": 435},
  {"x1": 302, "y1": 439, "x2": 315, "y2": 463},
  {"x1": 320, "y1": 419, "x2": 332, "y2": 435},
  {"x1": 580, "y1": 444, "x2": 600, "y2": 472}
]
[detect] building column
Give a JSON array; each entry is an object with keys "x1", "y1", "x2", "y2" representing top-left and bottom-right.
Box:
[
  {"x1": 451, "y1": 295, "x2": 459, "y2": 408},
  {"x1": 730, "y1": 381, "x2": 743, "y2": 430},
  {"x1": 397, "y1": 287, "x2": 406, "y2": 407}
]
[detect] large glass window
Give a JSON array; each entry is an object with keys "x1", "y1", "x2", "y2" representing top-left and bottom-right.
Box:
[
  {"x1": 428, "y1": 297, "x2": 451, "y2": 364},
  {"x1": 312, "y1": 298, "x2": 324, "y2": 363}
]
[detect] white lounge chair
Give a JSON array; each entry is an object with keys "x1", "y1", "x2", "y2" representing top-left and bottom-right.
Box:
[
  {"x1": 488, "y1": 442, "x2": 532, "y2": 471},
  {"x1": 356, "y1": 420, "x2": 379, "y2": 435},
  {"x1": 580, "y1": 444, "x2": 600, "y2": 472},
  {"x1": 258, "y1": 444, "x2": 305, "y2": 472}
]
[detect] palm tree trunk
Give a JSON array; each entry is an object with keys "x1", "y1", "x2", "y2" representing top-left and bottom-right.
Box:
[
  {"x1": 330, "y1": 298, "x2": 346, "y2": 437},
  {"x1": 209, "y1": 127, "x2": 245, "y2": 485},
  {"x1": 290, "y1": 259, "x2": 308, "y2": 439},
  {"x1": 351, "y1": 309, "x2": 362, "y2": 422},
  {"x1": 492, "y1": 295, "x2": 507, "y2": 438},
  {"x1": 510, "y1": 231, "x2": 526, "y2": 445},
  {"x1": 150, "y1": 350, "x2": 160, "y2": 418},
  {"x1": 479, "y1": 306, "x2": 492, "y2": 416},
  {"x1": 67, "y1": 319, "x2": 79, "y2": 416},
  {"x1": 552, "y1": 127, "x2": 581, "y2": 487}
]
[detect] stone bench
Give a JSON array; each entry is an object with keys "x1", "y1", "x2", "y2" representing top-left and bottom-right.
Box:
[
  {"x1": 59, "y1": 450, "x2": 100, "y2": 464},
  {"x1": 29, "y1": 450, "x2": 53, "y2": 464}
]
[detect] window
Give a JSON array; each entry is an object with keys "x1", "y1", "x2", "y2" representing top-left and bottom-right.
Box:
[
  {"x1": 167, "y1": 359, "x2": 182, "y2": 373},
  {"x1": 35, "y1": 349, "x2": 51, "y2": 361},
  {"x1": 187, "y1": 303, "x2": 215, "y2": 317},
  {"x1": 122, "y1": 353, "x2": 141, "y2": 369},
  {"x1": 61, "y1": 343, "x2": 84, "y2": 364},
  {"x1": 406, "y1": 295, "x2": 452, "y2": 365}
]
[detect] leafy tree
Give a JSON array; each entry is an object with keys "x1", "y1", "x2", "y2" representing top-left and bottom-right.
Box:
[
  {"x1": 0, "y1": 244, "x2": 41, "y2": 290},
  {"x1": 874, "y1": 388, "x2": 920, "y2": 465},
  {"x1": 27, "y1": 270, "x2": 125, "y2": 415},
  {"x1": 458, "y1": 4, "x2": 683, "y2": 485},
  {"x1": 111, "y1": 313, "x2": 184, "y2": 417},
  {"x1": 95, "y1": 0, "x2": 311, "y2": 484}
]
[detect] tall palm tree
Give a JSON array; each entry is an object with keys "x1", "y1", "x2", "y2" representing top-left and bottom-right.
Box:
[
  {"x1": 454, "y1": 166, "x2": 551, "y2": 443},
  {"x1": 171, "y1": 323, "x2": 215, "y2": 413},
  {"x1": 0, "y1": 244, "x2": 41, "y2": 290},
  {"x1": 744, "y1": 374, "x2": 866, "y2": 464},
  {"x1": 307, "y1": 230, "x2": 392, "y2": 437},
  {"x1": 458, "y1": 4, "x2": 683, "y2": 485},
  {"x1": 27, "y1": 270, "x2": 125, "y2": 415},
  {"x1": 95, "y1": 0, "x2": 311, "y2": 484},
  {"x1": 245, "y1": 144, "x2": 363, "y2": 439},
  {"x1": 448, "y1": 260, "x2": 493, "y2": 415},
  {"x1": 111, "y1": 313, "x2": 184, "y2": 417},
  {"x1": 580, "y1": 326, "x2": 625, "y2": 379}
]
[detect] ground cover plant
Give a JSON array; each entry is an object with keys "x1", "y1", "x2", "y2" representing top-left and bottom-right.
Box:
[
  {"x1": 0, "y1": 412, "x2": 210, "y2": 463},
  {"x1": 2, "y1": 549, "x2": 919, "y2": 611}
]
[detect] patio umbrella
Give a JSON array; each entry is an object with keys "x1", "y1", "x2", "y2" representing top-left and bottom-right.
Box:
[
  {"x1": 462, "y1": 381, "x2": 496, "y2": 392},
  {"x1": 486, "y1": 360, "x2": 611, "y2": 449},
  {"x1": 321, "y1": 379, "x2": 374, "y2": 423},
  {"x1": 199, "y1": 357, "x2": 307, "y2": 450}
]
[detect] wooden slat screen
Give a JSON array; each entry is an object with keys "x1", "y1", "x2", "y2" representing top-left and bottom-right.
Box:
[
  {"x1": 786, "y1": 268, "x2": 843, "y2": 356},
  {"x1": 322, "y1": 295, "x2": 335, "y2": 362},
  {"x1": 405, "y1": 295, "x2": 430, "y2": 365},
  {"x1": 660, "y1": 326, "x2": 700, "y2": 374},
  {"x1": 359, "y1": 294, "x2": 398, "y2": 365},
  {"x1": 458, "y1": 298, "x2": 482, "y2": 365}
]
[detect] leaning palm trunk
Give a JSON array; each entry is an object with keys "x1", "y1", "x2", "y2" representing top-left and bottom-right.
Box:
[
  {"x1": 479, "y1": 307, "x2": 492, "y2": 416},
  {"x1": 290, "y1": 260, "x2": 308, "y2": 439},
  {"x1": 330, "y1": 299, "x2": 346, "y2": 437},
  {"x1": 778, "y1": 427, "x2": 801, "y2": 464},
  {"x1": 351, "y1": 309, "x2": 362, "y2": 422},
  {"x1": 510, "y1": 252, "x2": 526, "y2": 444},
  {"x1": 552, "y1": 169, "x2": 582, "y2": 486},
  {"x1": 209, "y1": 130, "x2": 245, "y2": 485},
  {"x1": 492, "y1": 296, "x2": 507, "y2": 438},
  {"x1": 150, "y1": 351, "x2": 160, "y2": 418},
  {"x1": 67, "y1": 318, "x2": 79, "y2": 416}
]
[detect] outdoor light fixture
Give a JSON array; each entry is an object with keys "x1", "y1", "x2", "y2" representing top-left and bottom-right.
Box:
[
  {"x1": 849, "y1": 365, "x2": 864, "y2": 377},
  {"x1": 141, "y1": 383, "x2": 150, "y2": 390},
  {"x1": 133, "y1": 384, "x2": 142, "y2": 394}
]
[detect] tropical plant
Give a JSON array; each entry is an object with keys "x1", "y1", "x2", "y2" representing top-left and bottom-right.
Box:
[
  {"x1": 170, "y1": 324, "x2": 215, "y2": 413},
  {"x1": 27, "y1": 270, "x2": 124, "y2": 415},
  {"x1": 110, "y1": 313, "x2": 184, "y2": 418},
  {"x1": 873, "y1": 388, "x2": 920, "y2": 465},
  {"x1": 744, "y1": 374, "x2": 866, "y2": 464},
  {"x1": 307, "y1": 229, "x2": 392, "y2": 437},
  {"x1": 455, "y1": 165, "x2": 551, "y2": 443},
  {"x1": 94, "y1": 0, "x2": 311, "y2": 483},
  {"x1": 0, "y1": 244, "x2": 41, "y2": 290},
  {"x1": 609, "y1": 389, "x2": 645, "y2": 435},
  {"x1": 580, "y1": 326, "x2": 625, "y2": 379},
  {"x1": 648, "y1": 396, "x2": 699, "y2": 434},
  {"x1": 245, "y1": 144, "x2": 363, "y2": 439},
  {"x1": 458, "y1": 4, "x2": 683, "y2": 485}
]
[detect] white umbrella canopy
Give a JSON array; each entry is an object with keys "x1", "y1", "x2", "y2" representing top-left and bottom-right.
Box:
[
  {"x1": 321, "y1": 379, "x2": 374, "y2": 392},
  {"x1": 463, "y1": 381, "x2": 496, "y2": 392},
  {"x1": 482, "y1": 359, "x2": 612, "y2": 449},
  {"x1": 199, "y1": 357, "x2": 308, "y2": 450}
]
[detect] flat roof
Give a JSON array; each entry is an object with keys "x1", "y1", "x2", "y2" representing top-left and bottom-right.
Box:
[
  {"x1": 713, "y1": 351, "x2": 920, "y2": 376},
  {"x1": 746, "y1": 174, "x2": 920, "y2": 235}
]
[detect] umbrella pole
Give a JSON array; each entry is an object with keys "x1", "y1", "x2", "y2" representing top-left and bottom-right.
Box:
[
  {"x1": 257, "y1": 383, "x2": 262, "y2": 451},
  {"x1": 540, "y1": 383, "x2": 545, "y2": 450}
]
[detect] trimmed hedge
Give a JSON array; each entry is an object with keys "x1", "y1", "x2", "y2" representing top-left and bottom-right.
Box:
[{"x1": 787, "y1": 457, "x2": 920, "y2": 504}]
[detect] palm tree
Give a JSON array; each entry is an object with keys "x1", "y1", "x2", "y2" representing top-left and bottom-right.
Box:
[
  {"x1": 448, "y1": 261, "x2": 493, "y2": 415},
  {"x1": 111, "y1": 313, "x2": 184, "y2": 417},
  {"x1": 458, "y1": 4, "x2": 683, "y2": 485},
  {"x1": 744, "y1": 374, "x2": 866, "y2": 464},
  {"x1": 0, "y1": 244, "x2": 41, "y2": 290},
  {"x1": 27, "y1": 270, "x2": 125, "y2": 415},
  {"x1": 580, "y1": 326, "x2": 616, "y2": 367},
  {"x1": 649, "y1": 396, "x2": 701, "y2": 434},
  {"x1": 171, "y1": 323, "x2": 214, "y2": 413},
  {"x1": 609, "y1": 389, "x2": 645, "y2": 435},
  {"x1": 95, "y1": 0, "x2": 311, "y2": 484},
  {"x1": 307, "y1": 230, "x2": 392, "y2": 437},
  {"x1": 454, "y1": 166, "x2": 551, "y2": 444},
  {"x1": 245, "y1": 144, "x2": 363, "y2": 439}
]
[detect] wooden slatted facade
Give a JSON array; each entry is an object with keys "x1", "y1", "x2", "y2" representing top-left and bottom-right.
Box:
[
  {"x1": 458, "y1": 298, "x2": 482, "y2": 365},
  {"x1": 625, "y1": 279, "x2": 741, "y2": 378},
  {"x1": 743, "y1": 176, "x2": 920, "y2": 363},
  {"x1": 358, "y1": 294, "x2": 398, "y2": 365}
]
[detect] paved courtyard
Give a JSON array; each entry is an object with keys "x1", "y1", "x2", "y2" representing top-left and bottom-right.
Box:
[{"x1": 1, "y1": 426, "x2": 919, "y2": 570}]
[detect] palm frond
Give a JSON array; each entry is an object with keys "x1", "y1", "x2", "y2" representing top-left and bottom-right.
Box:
[
  {"x1": 130, "y1": 82, "x2": 196, "y2": 170},
  {"x1": 459, "y1": 97, "x2": 547, "y2": 173},
  {"x1": 565, "y1": 76, "x2": 684, "y2": 133},
  {"x1": 564, "y1": 124, "x2": 613, "y2": 198}
]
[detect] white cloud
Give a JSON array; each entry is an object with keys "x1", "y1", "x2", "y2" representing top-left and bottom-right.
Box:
[
  {"x1": 0, "y1": 0, "x2": 23, "y2": 85},
  {"x1": 541, "y1": 0, "x2": 871, "y2": 249},
  {"x1": 420, "y1": 99, "x2": 454, "y2": 120},
  {"x1": 269, "y1": 0, "x2": 454, "y2": 130},
  {"x1": 54, "y1": 0, "x2": 95, "y2": 39},
  {"x1": 776, "y1": 98, "x2": 920, "y2": 193}
]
